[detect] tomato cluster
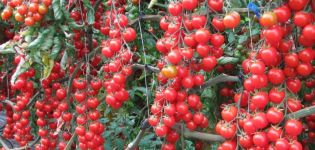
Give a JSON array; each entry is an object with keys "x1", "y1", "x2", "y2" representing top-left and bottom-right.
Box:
[
  {"x1": 2, "y1": 68, "x2": 35, "y2": 146},
  {"x1": 149, "y1": 0, "x2": 241, "y2": 149},
  {"x1": 72, "y1": 78, "x2": 105, "y2": 150},
  {"x1": 304, "y1": 79, "x2": 315, "y2": 144},
  {"x1": 70, "y1": 1, "x2": 101, "y2": 60},
  {"x1": 1, "y1": 0, "x2": 315, "y2": 149},
  {"x1": 35, "y1": 63, "x2": 67, "y2": 149},
  {"x1": 216, "y1": 1, "x2": 315, "y2": 149},
  {"x1": 1, "y1": 0, "x2": 51, "y2": 26},
  {"x1": 0, "y1": 0, "x2": 132, "y2": 148},
  {"x1": 100, "y1": 1, "x2": 136, "y2": 109}
]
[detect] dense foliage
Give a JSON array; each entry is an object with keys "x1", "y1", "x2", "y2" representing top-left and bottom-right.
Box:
[{"x1": 0, "y1": 0, "x2": 314, "y2": 149}]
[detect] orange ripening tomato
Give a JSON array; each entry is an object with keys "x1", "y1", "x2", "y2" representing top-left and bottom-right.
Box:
[
  {"x1": 223, "y1": 11, "x2": 240, "y2": 29},
  {"x1": 14, "y1": 13, "x2": 24, "y2": 22},
  {"x1": 260, "y1": 12, "x2": 278, "y2": 27},
  {"x1": 1, "y1": 7, "x2": 13, "y2": 20},
  {"x1": 38, "y1": 5, "x2": 48, "y2": 15},
  {"x1": 161, "y1": 65, "x2": 177, "y2": 79}
]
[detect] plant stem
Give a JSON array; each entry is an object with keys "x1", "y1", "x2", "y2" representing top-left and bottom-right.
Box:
[
  {"x1": 131, "y1": 64, "x2": 160, "y2": 73},
  {"x1": 285, "y1": 105, "x2": 315, "y2": 120},
  {"x1": 125, "y1": 129, "x2": 147, "y2": 150},
  {"x1": 65, "y1": 62, "x2": 82, "y2": 107},
  {"x1": 125, "y1": 119, "x2": 150, "y2": 150},
  {"x1": 129, "y1": 7, "x2": 264, "y2": 25},
  {"x1": 93, "y1": 0, "x2": 102, "y2": 10},
  {"x1": 65, "y1": 134, "x2": 77, "y2": 150},
  {"x1": 0, "y1": 99, "x2": 15, "y2": 108},
  {"x1": 26, "y1": 91, "x2": 41, "y2": 108},
  {"x1": 190, "y1": 74, "x2": 240, "y2": 92},
  {"x1": 173, "y1": 125, "x2": 225, "y2": 142},
  {"x1": 0, "y1": 136, "x2": 40, "y2": 150},
  {"x1": 9, "y1": 137, "x2": 40, "y2": 150},
  {"x1": 0, "y1": 136, "x2": 11, "y2": 149}
]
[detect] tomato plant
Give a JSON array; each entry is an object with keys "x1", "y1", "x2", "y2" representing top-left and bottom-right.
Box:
[{"x1": 0, "y1": 0, "x2": 314, "y2": 149}]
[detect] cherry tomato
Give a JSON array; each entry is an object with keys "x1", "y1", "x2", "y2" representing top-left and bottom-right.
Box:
[
  {"x1": 208, "y1": 0, "x2": 223, "y2": 12},
  {"x1": 182, "y1": 0, "x2": 198, "y2": 10},
  {"x1": 223, "y1": 11, "x2": 240, "y2": 29},
  {"x1": 168, "y1": 2, "x2": 182, "y2": 16},
  {"x1": 285, "y1": 119, "x2": 302, "y2": 136},
  {"x1": 260, "y1": 12, "x2": 278, "y2": 27}
]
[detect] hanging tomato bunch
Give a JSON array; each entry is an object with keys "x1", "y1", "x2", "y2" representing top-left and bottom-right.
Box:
[
  {"x1": 2, "y1": 68, "x2": 35, "y2": 146},
  {"x1": 1, "y1": 0, "x2": 51, "y2": 26},
  {"x1": 101, "y1": 0, "x2": 136, "y2": 109},
  {"x1": 149, "y1": 0, "x2": 242, "y2": 149},
  {"x1": 35, "y1": 63, "x2": 67, "y2": 150},
  {"x1": 0, "y1": 0, "x2": 315, "y2": 149},
  {"x1": 217, "y1": 1, "x2": 315, "y2": 149},
  {"x1": 72, "y1": 78, "x2": 105, "y2": 150}
]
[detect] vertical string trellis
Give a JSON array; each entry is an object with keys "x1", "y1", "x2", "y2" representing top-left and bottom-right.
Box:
[{"x1": 137, "y1": 2, "x2": 151, "y2": 117}]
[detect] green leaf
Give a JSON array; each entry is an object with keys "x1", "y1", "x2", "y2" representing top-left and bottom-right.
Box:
[
  {"x1": 139, "y1": 134, "x2": 154, "y2": 146},
  {"x1": 184, "y1": 140, "x2": 194, "y2": 149},
  {"x1": 0, "y1": 41, "x2": 15, "y2": 54},
  {"x1": 140, "y1": 55, "x2": 153, "y2": 64},
  {"x1": 139, "y1": 133, "x2": 160, "y2": 148},
  {"x1": 103, "y1": 131, "x2": 112, "y2": 137},
  {"x1": 224, "y1": 49, "x2": 234, "y2": 56},
  {"x1": 59, "y1": 24, "x2": 70, "y2": 32},
  {"x1": 27, "y1": 28, "x2": 52, "y2": 49},
  {"x1": 228, "y1": 31, "x2": 235, "y2": 43},
  {"x1": 99, "y1": 118, "x2": 109, "y2": 124},
  {"x1": 104, "y1": 140, "x2": 112, "y2": 150},
  {"x1": 230, "y1": 0, "x2": 244, "y2": 7},
  {"x1": 31, "y1": 49, "x2": 42, "y2": 64},
  {"x1": 238, "y1": 35, "x2": 248, "y2": 44},
  {"x1": 114, "y1": 127, "x2": 123, "y2": 134},
  {"x1": 142, "y1": 33, "x2": 156, "y2": 51},
  {"x1": 52, "y1": 0, "x2": 63, "y2": 20},
  {"x1": 244, "y1": 17, "x2": 250, "y2": 22},
  {"x1": 114, "y1": 138, "x2": 125, "y2": 150},
  {"x1": 50, "y1": 37, "x2": 62, "y2": 60},
  {"x1": 217, "y1": 57, "x2": 239, "y2": 64},
  {"x1": 211, "y1": 143, "x2": 220, "y2": 150},
  {"x1": 83, "y1": 0, "x2": 95, "y2": 25},
  {"x1": 68, "y1": 19, "x2": 84, "y2": 29},
  {"x1": 65, "y1": 42, "x2": 75, "y2": 57},
  {"x1": 20, "y1": 26, "x2": 36, "y2": 36},
  {"x1": 40, "y1": 33, "x2": 54, "y2": 50},
  {"x1": 201, "y1": 88, "x2": 213, "y2": 98},
  {"x1": 10, "y1": 57, "x2": 31, "y2": 83},
  {"x1": 42, "y1": 54, "x2": 54, "y2": 79},
  {"x1": 24, "y1": 35, "x2": 32, "y2": 43},
  {"x1": 145, "y1": 37, "x2": 156, "y2": 51},
  {"x1": 250, "y1": 28, "x2": 260, "y2": 36},
  {"x1": 60, "y1": 51, "x2": 68, "y2": 70},
  {"x1": 33, "y1": 63, "x2": 42, "y2": 79}
]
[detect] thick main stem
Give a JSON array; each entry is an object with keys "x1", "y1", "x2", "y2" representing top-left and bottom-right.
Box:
[
  {"x1": 286, "y1": 105, "x2": 315, "y2": 120},
  {"x1": 125, "y1": 129, "x2": 147, "y2": 150},
  {"x1": 129, "y1": 7, "x2": 264, "y2": 25},
  {"x1": 131, "y1": 64, "x2": 160, "y2": 73},
  {"x1": 191, "y1": 74, "x2": 240, "y2": 92}
]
